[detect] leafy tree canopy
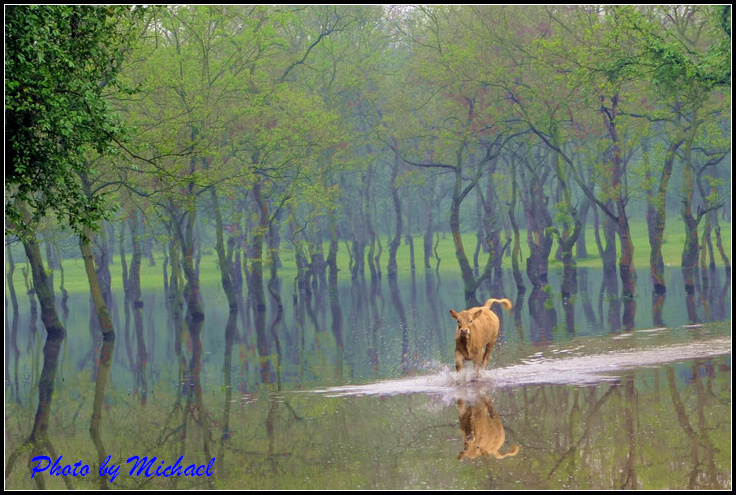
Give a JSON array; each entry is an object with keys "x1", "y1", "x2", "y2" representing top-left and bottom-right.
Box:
[{"x1": 5, "y1": 5, "x2": 142, "y2": 235}]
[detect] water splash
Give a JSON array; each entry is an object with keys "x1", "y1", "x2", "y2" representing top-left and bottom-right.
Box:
[{"x1": 306, "y1": 337, "x2": 731, "y2": 398}]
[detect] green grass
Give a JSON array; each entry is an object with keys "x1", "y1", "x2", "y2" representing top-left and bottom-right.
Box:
[{"x1": 6, "y1": 220, "x2": 731, "y2": 296}]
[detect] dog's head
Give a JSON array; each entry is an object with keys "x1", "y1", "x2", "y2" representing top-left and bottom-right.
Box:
[{"x1": 450, "y1": 308, "x2": 483, "y2": 340}]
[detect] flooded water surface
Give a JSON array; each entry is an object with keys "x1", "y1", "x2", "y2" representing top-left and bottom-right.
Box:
[{"x1": 4, "y1": 267, "x2": 731, "y2": 489}]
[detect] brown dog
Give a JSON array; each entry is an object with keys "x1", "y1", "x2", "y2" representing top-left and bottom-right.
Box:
[
  {"x1": 449, "y1": 298, "x2": 512, "y2": 375},
  {"x1": 457, "y1": 395, "x2": 520, "y2": 460}
]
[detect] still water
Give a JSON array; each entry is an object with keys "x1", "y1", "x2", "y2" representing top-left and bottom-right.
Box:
[{"x1": 5, "y1": 267, "x2": 731, "y2": 489}]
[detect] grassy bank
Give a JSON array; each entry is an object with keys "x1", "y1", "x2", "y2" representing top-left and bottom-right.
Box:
[{"x1": 5, "y1": 220, "x2": 731, "y2": 296}]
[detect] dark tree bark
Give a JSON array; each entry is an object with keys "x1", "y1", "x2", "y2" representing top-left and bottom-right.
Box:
[
  {"x1": 519, "y1": 149, "x2": 553, "y2": 289},
  {"x1": 646, "y1": 133, "x2": 684, "y2": 293},
  {"x1": 212, "y1": 187, "x2": 238, "y2": 311},
  {"x1": 594, "y1": 200, "x2": 618, "y2": 276},
  {"x1": 388, "y1": 149, "x2": 403, "y2": 281},
  {"x1": 119, "y1": 219, "x2": 128, "y2": 294},
  {"x1": 6, "y1": 244, "x2": 20, "y2": 313},
  {"x1": 575, "y1": 196, "x2": 591, "y2": 259},
  {"x1": 126, "y1": 210, "x2": 143, "y2": 304},
  {"x1": 11, "y1": 213, "x2": 67, "y2": 449},
  {"x1": 79, "y1": 227, "x2": 115, "y2": 338},
  {"x1": 422, "y1": 175, "x2": 436, "y2": 271}
]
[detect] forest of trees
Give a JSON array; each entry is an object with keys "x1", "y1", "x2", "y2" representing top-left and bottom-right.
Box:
[{"x1": 6, "y1": 5, "x2": 732, "y2": 332}]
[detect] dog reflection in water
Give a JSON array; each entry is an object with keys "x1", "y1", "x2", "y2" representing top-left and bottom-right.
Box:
[{"x1": 457, "y1": 394, "x2": 520, "y2": 460}]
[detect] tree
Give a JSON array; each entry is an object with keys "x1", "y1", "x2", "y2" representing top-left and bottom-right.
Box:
[
  {"x1": 389, "y1": 5, "x2": 520, "y2": 304},
  {"x1": 613, "y1": 5, "x2": 731, "y2": 292},
  {"x1": 4, "y1": 4, "x2": 143, "y2": 473},
  {"x1": 6, "y1": 5, "x2": 141, "y2": 232}
]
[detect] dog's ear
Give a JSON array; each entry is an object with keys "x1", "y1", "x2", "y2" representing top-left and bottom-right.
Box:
[
  {"x1": 449, "y1": 309, "x2": 459, "y2": 320},
  {"x1": 472, "y1": 309, "x2": 483, "y2": 320}
]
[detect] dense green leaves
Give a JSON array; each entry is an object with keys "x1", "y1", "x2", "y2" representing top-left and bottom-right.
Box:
[{"x1": 5, "y1": 5, "x2": 142, "y2": 235}]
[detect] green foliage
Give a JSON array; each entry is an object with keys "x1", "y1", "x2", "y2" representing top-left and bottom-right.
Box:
[{"x1": 5, "y1": 5, "x2": 143, "y2": 235}]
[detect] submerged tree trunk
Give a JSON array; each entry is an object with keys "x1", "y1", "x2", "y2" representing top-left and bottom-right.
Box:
[
  {"x1": 327, "y1": 209, "x2": 340, "y2": 288},
  {"x1": 713, "y1": 218, "x2": 731, "y2": 274},
  {"x1": 22, "y1": 234, "x2": 66, "y2": 340},
  {"x1": 6, "y1": 244, "x2": 20, "y2": 313},
  {"x1": 15, "y1": 218, "x2": 66, "y2": 445},
  {"x1": 679, "y1": 122, "x2": 701, "y2": 294},
  {"x1": 575, "y1": 197, "x2": 591, "y2": 259},
  {"x1": 521, "y1": 156, "x2": 553, "y2": 290},
  {"x1": 602, "y1": 95, "x2": 636, "y2": 298},
  {"x1": 79, "y1": 227, "x2": 115, "y2": 338},
  {"x1": 594, "y1": 201, "x2": 618, "y2": 276},
  {"x1": 388, "y1": 150, "x2": 402, "y2": 281},
  {"x1": 249, "y1": 177, "x2": 271, "y2": 382},
  {"x1": 423, "y1": 176, "x2": 436, "y2": 271},
  {"x1": 169, "y1": 191, "x2": 203, "y2": 320},
  {"x1": 508, "y1": 161, "x2": 525, "y2": 294},
  {"x1": 119, "y1": 221, "x2": 128, "y2": 294},
  {"x1": 549, "y1": 130, "x2": 582, "y2": 299},
  {"x1": 450, "y1": 161, "x2": 480, "y2": 303},
  {"x1": 212, "y1": 187, "x2": 238, "y2": 311},
  {"x1": 646, "y1": 134, "x2": 684, "y2": 293},
  {"x1": 127, "y1": 211, "x2": 143, "y2": 303}
]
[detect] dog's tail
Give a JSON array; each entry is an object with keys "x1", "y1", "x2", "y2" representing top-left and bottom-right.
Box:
[{"x1": 484, "y1": 298, "x2": 513, "y2": 311}]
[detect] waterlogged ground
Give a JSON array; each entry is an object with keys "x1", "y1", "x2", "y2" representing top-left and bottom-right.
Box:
[{"x1": 4, "y1": 268, "x2": 732, "y2": 489}]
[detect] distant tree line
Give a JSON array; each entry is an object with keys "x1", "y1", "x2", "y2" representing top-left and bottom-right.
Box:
[{"x1": 6, "y1": 5, "x2": 731, "y2": 324}]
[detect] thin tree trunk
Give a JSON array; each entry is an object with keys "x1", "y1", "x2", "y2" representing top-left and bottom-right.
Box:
[
  {"x1": 646, "y1": 134, "x2": 683, "y2": 293},
  {"x1": 423, "y1": 177, "x2": 435, "y2": 270},
  {"x1": 79, "y1": 227, "x2": 115, "y2": 337},
  {"x1": 6, "y1": 244, "x2": 20, "y2": 313},
  {"x1": 17, "y1": 218, "x2": 66, "y2": 444},
  {"x1": 212, "y1": 188, "x2": 238, "y2": 310},
  {"x1": 508, "y1": 162, "x2": 525, "y2": 294},
  {"x1": 388, "y1": 150, "x2": 402, "y2": 280}
]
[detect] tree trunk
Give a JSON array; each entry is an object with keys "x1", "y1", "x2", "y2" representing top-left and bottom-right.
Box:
[
  {"x1": 522, "y1": 169, "x2": 553, "y2": 289},
  {"x1": 364, "y1": 167, "x2": 378, "y2": 283},
  {"x1": 594, "y1": 201, "x2": 618, "y2": 275},
  {"x1": 679, "y1": 122, "x2": 701, "y2": 294},
  {"x1": 646, "y1": 135, "x2": 683, "y2": 293},
  {"x1": 23, "y1": 234, "x2": 65, "y2": 339},
  {"x1": 388, "y1": 150, "x2": 402, "y2": 280},
  {"x1": 596, "y1": 93, "x2": 635, "y2": 298},
  {"x1": 327, "y1": 208, "x2": 340, "y2": 288},
  {"x1": 169, "y1": 191, "x2": 203, "y2": 320},
  {"x1": 508, "y1": 163, "x2": 525, "y2": 294},
  {"x1": 95, "y1": 222, "x2": 114, "y2": 307},
  {"x1": 127, "y1": 211, "x2": 142, "y2": 303},
  {"x1": 119, "y1": 221, "x2": 128, "y2": 293},
  {"x1": 212, "y1": 187, "x2": 238, "y2": 310},
  {"x1": 308, "y1": 216, "x2": 326, "y2": 290},
  {"x1": 6, "y1": 244, "x2": 20, "y2": 313},
  {"x1": 19, "y1": 222, "x2": 66, "y2": 443},
  {"x1": 423, "y1": 176, "x2": 436, "y2": 270},
  {"x1": 249, "y1": 177, "x2": 270, "y2": 380},
  {"x1": 450, "y1": 163, "x2": 479, "y2": 303},
  {"x1": 714, "y1": 219, "x2": 731, "y2": 274},
  {"x1": 79, "y1": 227, "x2": 115, "y2": 337},
  {"x1": 575, "y1": 197, "x2": 591, "y2": 259}
]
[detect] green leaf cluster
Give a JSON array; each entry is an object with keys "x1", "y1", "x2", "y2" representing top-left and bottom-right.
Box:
[{"x1": 5, "y1": 5, "x2": 142, "y2": 235}]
